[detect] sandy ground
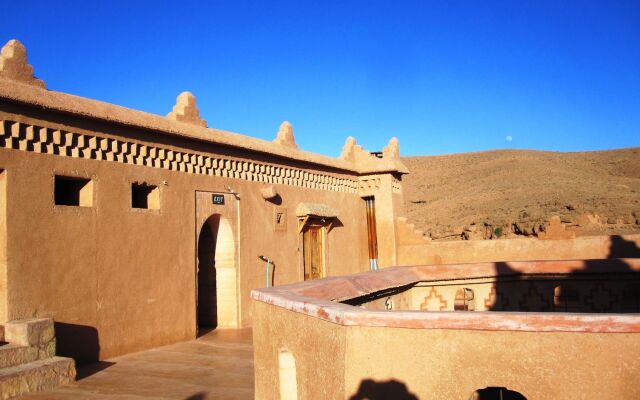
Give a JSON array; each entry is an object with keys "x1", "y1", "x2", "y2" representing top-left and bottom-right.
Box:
[{"x1": 402, "y1": 147, "x2": 640, "y2": 241}]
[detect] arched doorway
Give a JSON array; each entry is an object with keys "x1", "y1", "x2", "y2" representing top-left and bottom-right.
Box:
[
  {"x1": 196, "y1": 213, "x2": 237, "y2": 334},
  {"x1": 197, "y1": 215, "x2": 219, "y2": 330}
]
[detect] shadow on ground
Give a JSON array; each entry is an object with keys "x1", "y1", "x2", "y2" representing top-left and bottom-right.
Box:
[{"x1": 349, "y1": 379, "x2": 418, "y2": 400}]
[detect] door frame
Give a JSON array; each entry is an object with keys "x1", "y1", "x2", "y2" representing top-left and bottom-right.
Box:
[
  {"x1": 299, "y1": 217, "x2": 330, "y2": 281},
  {"x1": 194, "y1": 190, "x2": 240, "y2": 332}
]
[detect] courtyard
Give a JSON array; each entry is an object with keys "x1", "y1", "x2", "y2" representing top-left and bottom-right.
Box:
[{"x1": 17, "y1": 329, "x2": 254, "y2": 400}]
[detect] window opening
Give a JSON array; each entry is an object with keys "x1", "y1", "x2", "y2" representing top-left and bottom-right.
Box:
[
  {"x1": 278, "y1": 350, "x2": 298, "y2": 400},
  {"x1": 54, "y1": 175, "x2": 93, "y2": 207},
  {"x1": 454, "y1": 288, "x2": 475, "y2": 311},
  {"x1": 553, "y1": 284, "x2": 580, "y2": 312},
  {"x1": 131, "y1": 183, "x2": 159, "y2": 209}
]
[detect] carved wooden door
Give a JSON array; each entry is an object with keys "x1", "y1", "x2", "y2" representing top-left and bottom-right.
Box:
[{"x1": 303, "y1": 225, "x2": 324, "y2": 280}]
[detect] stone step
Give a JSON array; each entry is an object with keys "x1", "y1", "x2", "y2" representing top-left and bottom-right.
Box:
[
  {"x1": 0, "y1": 357, "x2": 75, "y2": 400},
  {"x1": 0, "y1": 344, "x2": 32, "y2": 369}
]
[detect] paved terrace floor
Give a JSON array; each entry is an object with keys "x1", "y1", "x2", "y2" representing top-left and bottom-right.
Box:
[{"x1": 19, "y1": 329, "x2": 254, "y2": 400}]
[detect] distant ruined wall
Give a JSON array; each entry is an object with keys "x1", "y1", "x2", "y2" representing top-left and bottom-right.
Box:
[{"x1": 397, "y1": 233, "x2": 640, "y2": 266}]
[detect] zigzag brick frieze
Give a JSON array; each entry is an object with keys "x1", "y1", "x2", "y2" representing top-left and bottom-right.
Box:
[{"x1": 0, "y1": 120, "x2": 359, "y2": 193}]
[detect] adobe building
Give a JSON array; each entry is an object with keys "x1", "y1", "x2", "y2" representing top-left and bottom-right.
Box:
[
  {"x1": 1, "y1": 39, "x2": 640, "y2": 399},
  {"x1": 0, "y1": 39, "x2": 408, "y2": 363}
]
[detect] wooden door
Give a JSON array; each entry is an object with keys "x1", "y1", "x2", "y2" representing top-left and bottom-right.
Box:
[
  {"x1": 303, "y1": 226, "x2": 324, "y2": 280},
  {"x1": 364, "y1": 196, "x2": 378, "y2": 270}
]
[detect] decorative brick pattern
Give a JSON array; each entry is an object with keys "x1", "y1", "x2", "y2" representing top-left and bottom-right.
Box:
[
  {"x1": 358, "y1": 177, "x2": 380, "y2": 194},
  {"x1": 585, "y1": 282, "x2": 619, "y2": 312},
  {"x1": 484, "y1": 284, "x2": 510, "y2": 311},
  {"x1": 0, "y1": 120, "x2": 358, "y2": 193},
  {"x1": 419, "y1": 287, "x2": 447, "y2": 311},
  {"x1": 392, "y1": 177, "x2": 402, "y2": 193},
  {"x1": 518, "y1": 282, "x2": 552, "y2": 311}
]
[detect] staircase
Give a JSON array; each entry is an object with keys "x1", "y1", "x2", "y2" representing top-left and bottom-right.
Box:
[{"x1": 0, "y1": 318, "x2": 75, "y2": 399}]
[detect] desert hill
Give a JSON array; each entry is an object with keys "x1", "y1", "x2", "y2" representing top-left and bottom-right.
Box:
[{"x1": 402, "y1": 147, "x2": 640, "y2": 241}]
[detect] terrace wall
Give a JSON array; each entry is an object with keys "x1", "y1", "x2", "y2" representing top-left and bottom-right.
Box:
[
  {"x1": 252, "y1": 260, "x2": 640, "y2": 400},
  {"x1": 397, "y1": 232, "x2": 640, "y2": 266}
]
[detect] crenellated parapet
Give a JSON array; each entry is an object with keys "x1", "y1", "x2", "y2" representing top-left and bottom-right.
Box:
[
  {"x1": 0, "y1": 39, "x2": 46, "y2": 88},
  {"x1": 383, "y1": 137, "x2": 400, "y2": 159},
  {"x1": 166, "y1": 91, "x2": 207, "y2": 127},
  {"x1": 340, "y1": 136, "x2": 408, "y2": 175},
  {"x1": 273, "y1": 121, "x2": 298, "y2": 149},
  {"x1": 0, "y1": 39, "x2": 414, "y2": 179}
]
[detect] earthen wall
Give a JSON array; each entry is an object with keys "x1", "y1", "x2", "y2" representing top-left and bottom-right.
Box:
[
  {"x1": 397, "y1": 233, "x2": 640, "y2": 266},
  {"x1": 0, "y1": 106, "x2": 371, "y2": 360}
]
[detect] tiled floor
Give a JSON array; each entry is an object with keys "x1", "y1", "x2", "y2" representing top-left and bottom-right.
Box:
[{"x1": 18, "y1": 329, "x2": 254, "y2": 400}]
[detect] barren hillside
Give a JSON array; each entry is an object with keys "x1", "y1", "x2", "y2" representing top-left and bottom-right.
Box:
[{"x1": 402, "y1": 148, "x2": 640, "y2": 240}]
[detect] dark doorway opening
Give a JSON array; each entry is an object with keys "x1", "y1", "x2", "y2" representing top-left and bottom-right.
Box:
[{"x1": 197, "y1": 215, "x2": 220, "y2": 334}]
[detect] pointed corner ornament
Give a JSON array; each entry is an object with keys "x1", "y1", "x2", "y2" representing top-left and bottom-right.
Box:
[
  {"x1": 0, "y1": 39, "x2": 46, "y2": 88},
  {"x1": 383, "y1": 137, "x2": 400, "y2": 159},
  {"x1": 273, "y1": 121, "x2": 298, "y2": 149},
  {"x1": 166, "y1": 91, "x2": 207, "y2": 127},
  {"x1": 340, "y1": 136, "x2": 357, "y2": 160}
]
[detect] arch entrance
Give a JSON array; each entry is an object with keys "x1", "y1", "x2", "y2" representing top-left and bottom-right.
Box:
[{"x1": 195, "y1": 191, "x2": 238, "y2": 334}]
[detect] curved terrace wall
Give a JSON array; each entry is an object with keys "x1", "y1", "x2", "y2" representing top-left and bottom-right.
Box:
[{"x1": 251, "y1": 259, "x2": 640, "y2": 399}]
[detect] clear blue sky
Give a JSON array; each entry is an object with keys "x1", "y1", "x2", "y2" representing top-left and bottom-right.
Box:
[{"x1": 2, "y1": 1, "x2": 639, "y2": 157}]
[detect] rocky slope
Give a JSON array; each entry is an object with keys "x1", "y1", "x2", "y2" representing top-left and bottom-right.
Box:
[{"x1": 402, "y1": 147, "x2": 640, "y2": 241}]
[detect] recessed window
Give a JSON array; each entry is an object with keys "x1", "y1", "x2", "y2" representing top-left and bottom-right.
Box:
[
  {"x1": 54, "y1": 176, "x2": 93, "y2": 207},
  {"x1": 554, "y1": 284, "x2": 580, "y2": 312},
  {"x1": 278, "y1": 350, "x2": 298, "y2": 400},
  {"x1": 470, "y1": 387, "x2": 527, "y2": 400},
  {"x1": 131, "y1": 183, "x2": 159, "y2": 210},
  {"x1": 454, "y1": 288, "x2": 475, "y2": 311}
]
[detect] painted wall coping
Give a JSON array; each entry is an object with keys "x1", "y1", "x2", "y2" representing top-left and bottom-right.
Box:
[
  {"x1": 0, "y1": 78, "x2": 403, "y2": 176},
  {"x1": 251, "y1": 259, "x2": 640, "y2": 333}
]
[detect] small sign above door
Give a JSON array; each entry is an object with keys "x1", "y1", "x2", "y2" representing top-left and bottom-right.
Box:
[
  {"x1": 212, "y1": 194, "x2": 225, "y2": 205},
  {"x1": 274, "y1": 207, "x2": 287, "y2": 232}
]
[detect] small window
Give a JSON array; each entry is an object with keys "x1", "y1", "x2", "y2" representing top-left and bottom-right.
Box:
[
  {"x1": 278, "y1": 350, "x2": 298, "y2": 400},
  {"x1": 454, "y1": 288, "x2": 475, "y2": 311},
  {"x1": 469, "y1": 387, "x2": 527, "y2": 400},
  {"x1": 54, "y1": 176, "x2": 93, "y2": 207},
  {"x1": 131, "y1": 183, "x2": 159, "y2": 210},
  {"x1": 554, "y1": 284, "x2": 580, "y2": 312}
]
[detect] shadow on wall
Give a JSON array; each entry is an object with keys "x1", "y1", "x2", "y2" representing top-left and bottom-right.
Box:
[
  {"x1": 608, "y1": 235, "x2": 640, "y2": 258},
  {"x1": 332, "y1": 217, "x2": 345, "y2": 230},
  {"x1": 470, "y1": 387, "x2": 527, "y2": 400},
  {"x1": 55, "y1": 322, "x2": 100, "y2": 365},
  {"x1": 271, "y1": 260, "x2": 277, "y2": 287},
  {"x1": 349, "y1": 379, "x2": 419, "y2": 400},
  {"x1": 184, "y1": 393, "x2": 208, "y2": 400},
  {"x1": 488, "y1": 236, "x2": 640, "y2": 312},
  {"x1": 266, "y1": 193, "x2": 282, "y2": 206}
]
